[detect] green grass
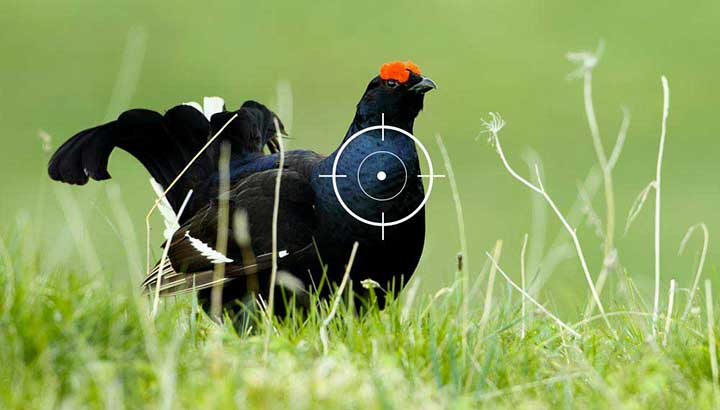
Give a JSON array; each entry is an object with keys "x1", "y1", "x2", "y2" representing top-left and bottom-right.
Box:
[{"x1": 1, "y1": 220, "x2": 719, "y2": 409}]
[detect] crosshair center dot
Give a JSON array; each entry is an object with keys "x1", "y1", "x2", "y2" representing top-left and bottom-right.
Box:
[{"x1": 376, "y1": 171, "x2": 387, "y2": 181}]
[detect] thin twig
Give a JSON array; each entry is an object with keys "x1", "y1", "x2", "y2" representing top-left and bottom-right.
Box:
[
  {"x1": 653, "y1": 76, "x2": 670, "y2": 333},
  {"x1": 485, "y1": 252, "x2": 580, "y2": 338}
]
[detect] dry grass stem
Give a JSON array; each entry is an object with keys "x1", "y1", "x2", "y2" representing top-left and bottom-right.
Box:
[
  {"x1": 653, "y1": 76, "x2": 670, "y2": 333},
  {"x1": 210, "y1": 143, "x2": 231, "y2": 320},
  {"x1": 485, "y1": 113, "x2": 614, "y2": 335},
  {"x1": 680, "y1": 223, "x2": 709, "y2": 319},
  {"x1": 485, "y1": 252, "x2": 580, "y2": 338}
]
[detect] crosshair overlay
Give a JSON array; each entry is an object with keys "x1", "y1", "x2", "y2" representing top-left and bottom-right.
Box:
[
  {"x1": 329, "y1": 121, "x2": 436, "y2": 229},
  {"x1": 356, "y1": 150, "x2": 408, "y2": 201}
]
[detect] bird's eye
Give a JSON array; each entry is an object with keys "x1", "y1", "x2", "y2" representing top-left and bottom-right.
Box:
[{"x1": 386, "y1": 79, "x2": 398, "y2": 88}]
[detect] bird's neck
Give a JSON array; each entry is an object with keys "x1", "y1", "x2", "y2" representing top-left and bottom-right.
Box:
[{"x1": 317, "y1": 114, "x2": 418, "y2": 175}]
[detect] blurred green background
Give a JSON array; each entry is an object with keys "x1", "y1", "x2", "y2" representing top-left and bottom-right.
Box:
[{"x1": 1, "y1": 0, "x2": 719, "y2": 314}]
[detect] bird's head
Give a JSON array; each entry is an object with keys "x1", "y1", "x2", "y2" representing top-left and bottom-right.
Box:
[{"x1": 353, "y1": 61, "x2": 437, "y2": 130}]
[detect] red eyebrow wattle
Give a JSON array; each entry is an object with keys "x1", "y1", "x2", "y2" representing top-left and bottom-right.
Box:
[{"x1": 379, "y1": 61, "x2": 422, "y2": 83}]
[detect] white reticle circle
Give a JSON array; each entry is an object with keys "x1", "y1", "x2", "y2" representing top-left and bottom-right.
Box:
[
  {"x1": 330, "y1": 122, "x2": 435, "y2": 228},
  {"x1": 356, "y1": 151, "x2": 408, "y2": 202}
]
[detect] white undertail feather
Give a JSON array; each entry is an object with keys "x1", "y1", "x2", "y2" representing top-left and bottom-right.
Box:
[
  {"x1": 184, "y1": 231, "x2": 233, "y2": 264},
  {"x1": 183, "y1": 96, "x2": 225, "y2": 120},
  {"x1": 149, "y1": 178, "x2": 179, "y2": 241}
]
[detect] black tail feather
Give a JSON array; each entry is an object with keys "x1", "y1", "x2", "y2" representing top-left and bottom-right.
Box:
[
  {"x1": 48, "y1": 101, "x2": 286, "y2": 213},
  {"x1": 49, "y1": 105, "x2": 213, "y2": 212}
]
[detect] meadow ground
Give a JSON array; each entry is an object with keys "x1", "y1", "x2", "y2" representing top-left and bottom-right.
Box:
[{"x1": 2, "y1": 224, "x2": 719, "y2": 409}]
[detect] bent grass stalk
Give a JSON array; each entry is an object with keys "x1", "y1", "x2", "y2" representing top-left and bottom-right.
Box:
[
  {"x1": 485, "y1": 252, "x2": 580, "y2": 338},
  {"x1": 653, "y1": 76, "x2": 670, "y2": 333},
  {"x1": 485, "y1": 113, "x2": 614, "y2": 335},
  {"x1": 532, "y1": 107, "x2": 629, "y2": 297},
  {"x1": 578, "y1": 49, "x2": 618, "y2": 287},
  {"x1": 320, "y1": 242, "x2": 359, "y2": 354},
  {"x1": 680, "y1": 223, "x2": 709, "y2": 319}
]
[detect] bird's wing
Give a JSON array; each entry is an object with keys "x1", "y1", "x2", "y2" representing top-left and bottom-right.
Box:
[{"x1": 141, "y1": 167, "x2": 319, "y2": 297}]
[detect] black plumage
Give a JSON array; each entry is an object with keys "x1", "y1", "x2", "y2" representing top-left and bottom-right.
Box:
[{"x1": 48, "y1": 61, "x2": 436, "y2": 316}]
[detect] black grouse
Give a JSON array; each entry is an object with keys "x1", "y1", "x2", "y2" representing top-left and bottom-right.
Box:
[{"x1": 48, "y1": 60, "x2": 436, "y2": 316}]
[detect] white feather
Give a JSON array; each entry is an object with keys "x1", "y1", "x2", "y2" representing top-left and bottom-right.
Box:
[
  {"x1": 202, "y1": 96, "x2": 225, "y2": 119},
  {"x1": 184, "y1": 231, "x2": 233, "y2": 264},
  {"x1": 182, "y1": 97, "x2": 225, "y2": 120},
  {"x1": 149, "y1": 178, "x2": 179, "y2": 240}
]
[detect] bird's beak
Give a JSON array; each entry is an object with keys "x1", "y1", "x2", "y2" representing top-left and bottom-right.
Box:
[{"x1": 409, "y1": 76, "x2": 437, "y2": 94}]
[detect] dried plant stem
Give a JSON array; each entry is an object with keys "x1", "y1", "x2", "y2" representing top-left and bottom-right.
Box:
[
  {"x1": 480, "y1": 240, "x2": 502, "y2": 328},
  {"x1": 489, "y1": 121, "x2": 614, "y2": 335},
  {"x1": 663, "y1": 279, "x2": 676, "y2": 347},
  {"x1": 581, "y1": 72, "x2": 634, "y2": 318},
  {"x1": 485, "y1": 252, "x2": 580, "y2": 338},
  {"x1": 520, "y1": 234, "x2": 529, "y2": 339},
  {"x1": 210, "y1": 143, "x2": 231, "y2": 320},
  {"x1": 583, "y1": 69, "x2": 616, "y2": 266},
  {"x1": 320, "y1": 242, "x2": 359, "y2": 354},
  {"x1": 265, "y1": 119, "x2": 285, "y2": 357},
  {"x1": 681, "y1": 224, "x2": 709, "y2": 319},
  {"x1": 144, "y1": 114, "x2": 238, "y2": 275},
  {"x1": 531, "y1": 107, "x2": 628, "y2": 297},
  {"x1": 653, "y1": 76, "x2": 670, "y2": 333},
  {"x1": 151, "y1": 190, "x2": 193, "y2": 318}
]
